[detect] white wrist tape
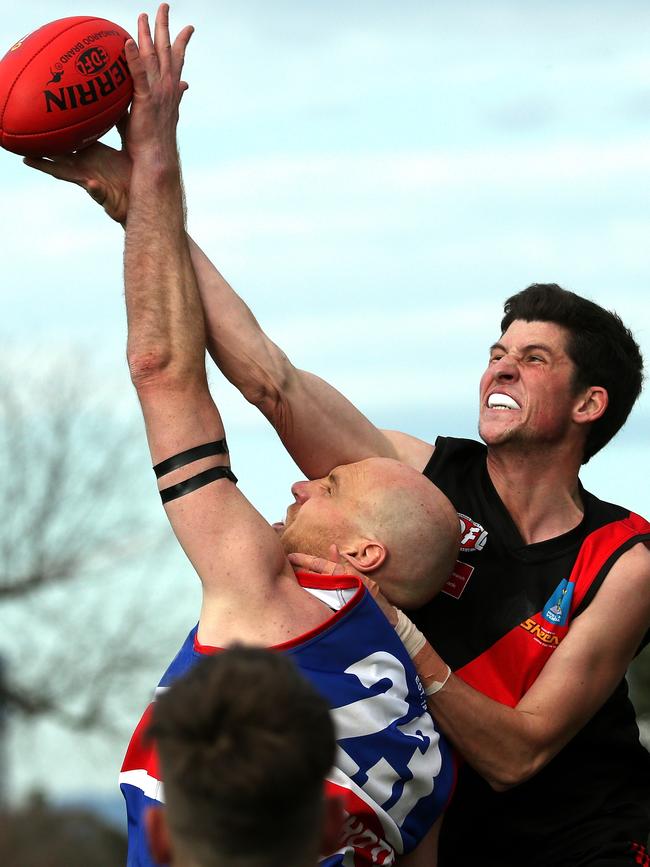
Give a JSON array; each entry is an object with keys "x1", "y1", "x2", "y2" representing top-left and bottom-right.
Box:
[
  {"x1": 424, "y1": 665, "x2": 452, "y2": 696},
  {"x1": 394, "y1": 608, "x2": 427, "y2": 659}
]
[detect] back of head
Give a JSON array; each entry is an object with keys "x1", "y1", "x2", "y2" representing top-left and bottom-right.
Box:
[
  {"x1": 358, "y1": 459, "x2": 460, "y2": 609},
  {"x1": 501, "y1": 283, "x2": 643, "y2": 463},
  {"x1": 148, "y1": 646, "x2": 336, "y2": 867}
]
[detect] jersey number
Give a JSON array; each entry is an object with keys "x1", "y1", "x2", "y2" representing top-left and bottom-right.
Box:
[{"x1": 330, "y1": 651, "x2": 441, "y2": 827}]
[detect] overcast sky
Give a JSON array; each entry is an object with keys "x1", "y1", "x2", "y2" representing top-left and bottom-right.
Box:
[{"x1": 2, "y1": 0, "x2": 649, "y2": 801}]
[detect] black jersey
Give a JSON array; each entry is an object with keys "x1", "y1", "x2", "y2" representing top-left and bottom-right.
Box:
[{"x1": 417, "y1": 436, "x2": 650, "y2": 867}]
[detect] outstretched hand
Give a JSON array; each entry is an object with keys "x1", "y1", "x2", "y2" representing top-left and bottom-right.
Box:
[
  {"x1": 22, "y1": 5, "x2": 193, "y2": 221},
  {"x1": 287, "y1": 545, "x2": 399, "y2": 627},
  {"x1": 123, "y1": 4, "x2": 193, "y2": 160},
  {"x1": 23, "y1": 122, "x2": 132, "y2": 225}
]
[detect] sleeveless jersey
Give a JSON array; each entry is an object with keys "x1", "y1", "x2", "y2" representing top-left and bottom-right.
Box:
[
  {"x1": 120, "y1": 571, "x2": 456, "y2": 867},
  {"x1": 418, "y1": 436, "x2": 650, "y2": 867}
]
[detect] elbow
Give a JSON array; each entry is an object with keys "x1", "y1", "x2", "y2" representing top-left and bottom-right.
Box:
[
  {"x1": 484, "y1": 753, "x2": 546, "y2": 792},
  {"x1": 209, "y1": 333, "x2": 295, "y2": 416},
  {"x1": 128, "y1": 346, "x2": 171, "y2": 390},
  {"x1": 237, "y1": 350, "x2": 298, "y2": 420}
]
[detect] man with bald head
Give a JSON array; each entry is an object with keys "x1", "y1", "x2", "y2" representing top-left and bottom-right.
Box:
[
  {"x1": 104, "y1": 8, "x2": 457, "y2": 867},
  {"x1": 278, "y1": 457, "x2": 459, "y2": 609}
]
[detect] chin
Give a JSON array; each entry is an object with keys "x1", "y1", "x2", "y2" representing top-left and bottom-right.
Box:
[
  {"x1": 479, "y1": 425, "x2": 514, "y2": 446},
  {"x1": 279, "y1": 525, "x2": 308, "y2": 557},
  {"x1": 479, "y1": 415, "x2": 525, "y2": 445},
  {"x1": 280, "y1": 524, "x2": 329, "y2": 561},
  {"x1": 279, "y1": 528, "x2": 295, "y2": 555}
]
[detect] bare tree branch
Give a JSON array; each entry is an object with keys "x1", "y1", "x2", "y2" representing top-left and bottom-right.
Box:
[{"x1": 0, "y1": 354, "x2": 190, "y2": 742}]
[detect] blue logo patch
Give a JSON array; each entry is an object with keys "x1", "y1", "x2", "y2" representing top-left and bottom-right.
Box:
[{"x1": 542, "y1": 579, "x2": 574, "y2": 627}]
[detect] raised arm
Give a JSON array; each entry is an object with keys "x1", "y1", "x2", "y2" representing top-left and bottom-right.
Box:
[
  {"x1": 188, "y1": 236, "x2": 435, "y2": 476},
  {"x1": 24, "y1": 130, "x2": 435, "y2": 481},
  {"x1": 121, "y1": 6, "x2": 296, "y2": 645}
]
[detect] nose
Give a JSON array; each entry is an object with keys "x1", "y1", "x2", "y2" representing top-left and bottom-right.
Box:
[
  {"x1": 491, "y1": 354, "x2": 519, "y2": 382},
  {"x1": 291, "y1": 479, "x2": 313, "y2": 504}
]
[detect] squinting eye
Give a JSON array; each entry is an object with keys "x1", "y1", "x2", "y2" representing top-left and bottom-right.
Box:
[{"x1": 489, "y1": 355, "x2": 503, "y2": 363}]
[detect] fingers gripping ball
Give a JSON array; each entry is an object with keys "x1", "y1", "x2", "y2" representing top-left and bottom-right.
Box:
[{"x1": 0, "y1": 17, "x2": 133, "y2": 157}]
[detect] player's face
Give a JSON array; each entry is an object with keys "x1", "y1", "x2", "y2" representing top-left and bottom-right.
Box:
[
  {"x1": 277, "y1": 463, "x2": 367, "y2": 558},
  {"x1": 478, "y1": 320, "x2": 580, "y2": 449}
]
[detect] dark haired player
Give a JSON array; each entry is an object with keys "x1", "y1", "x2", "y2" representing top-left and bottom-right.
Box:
[
  {"x1": 145, "y1": 647, "x2": 340, "y2": 867},
  {"x1": 25, "y1": 17, "x2": 650, "y2": 867},
  {"x1": 263, "y1": 296, "x2": 650, "y2": 867},
  {"x1": 105, "y1": 8, "x2": 458, "y2": 867},
  {"x1": 253, "y1": 298, "x2": 650, "y2": 867}
]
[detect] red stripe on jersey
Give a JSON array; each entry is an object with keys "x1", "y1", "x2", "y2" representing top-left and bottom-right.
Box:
[
  {"x1": 193, "y1": 571, "x2": 366, "y2": 655},
  {"x1": 455, "y1": 516, "x2": 649, "y2": 706},
  {"x1": 121, "y1": 704, "x2": 160, "y2": 779},
  {"x1": 325, "y1": 778, "x2": 396, "y2": 864}
]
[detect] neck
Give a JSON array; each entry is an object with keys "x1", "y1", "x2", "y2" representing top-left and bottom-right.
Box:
[{"x1": 486, "y1": 441, "x2": 584, "y2": 544}]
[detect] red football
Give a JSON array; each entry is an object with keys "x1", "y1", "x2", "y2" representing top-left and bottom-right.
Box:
[{"x1": 0, "y1": 16, "x2": 133, "y2": 157}]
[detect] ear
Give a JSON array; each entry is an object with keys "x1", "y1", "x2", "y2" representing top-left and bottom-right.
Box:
[
  {"x1": 144, "y1": 805, "x2": 173, "y2": 865},
  {"x1": 339, "y1": 539, "x2": 387, "y2": 574},
  {"x1": 572, "y1": 386, "x2": 608, "y2": 426},
  {"x1": 320, "y1": 792, "x2": 346, "y2": 855}
]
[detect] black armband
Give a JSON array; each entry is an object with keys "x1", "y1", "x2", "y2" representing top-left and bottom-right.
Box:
[
  {"x1": 153, "y1": 439, "x2": 229, "y2": 479},
  {"x1": 160, "y1": 466, "x2": 238, "y2": 504}
]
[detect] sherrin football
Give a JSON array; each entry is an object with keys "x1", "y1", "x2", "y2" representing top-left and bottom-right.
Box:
[{"x1": 0, "y1": 16, "x2": 133, "y2": 157}]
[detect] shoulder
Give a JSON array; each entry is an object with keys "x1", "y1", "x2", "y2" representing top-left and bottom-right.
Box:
[
  {"x1": 571, "y1": 500, "x2": 650, "y2": 623},
  {"x1": 574, "y1": 539, "x2": 650, "y2": 655},
  {"x1": 580, "y1": 484, "x2": 650, "y2": 529},
  {"x1": 567, "y1": 483, "x2": 650, "y2": 570},
  {"x1": 158, "y1": 626, "x2": 201, "y2": 687},
  {"x1": 376, "y1": 431, "x2": 487, "y2": 476},
  {"x1": 379, "y1": 429, "x2": 435, "y2": 471},
  {"x1": 606, "y1": 540, "x2": 650, "y2": 587},
  {"x1": 422, "y1": 436, "x2": 486, "y2": 480}
]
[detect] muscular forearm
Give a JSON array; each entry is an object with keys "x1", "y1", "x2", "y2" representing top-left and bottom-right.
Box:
[
  {"x1": 126, "y1": 162, "x2": 205, "y2": 389},
  {"x1": 35, "y1": 141, "x2": 419, "y2": 474},
  {"x1": 188, "y1": 236, "x2": 399, "y2": 477},
  {"x1": 420, "y1": 667, "x2": 545, "y2": 789},
  {"x1": 188, "y1": 236, "x2": 286, "y2": 405},
  {"x1": 410, "y1": 640, "x2": 583, "y2": 790}
]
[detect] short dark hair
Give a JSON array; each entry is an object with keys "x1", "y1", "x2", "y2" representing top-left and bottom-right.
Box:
[
  {"x1": 501, "y1": 283, "x2": 643, "y2": 463},
  {"x1": 148, "y1": 646, "x2": 336, "y2": 867}
]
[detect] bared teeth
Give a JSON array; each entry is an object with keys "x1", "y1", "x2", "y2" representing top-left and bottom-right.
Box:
[{"x1": 487, "y1": 393, "x2": 519, "y2": 410}]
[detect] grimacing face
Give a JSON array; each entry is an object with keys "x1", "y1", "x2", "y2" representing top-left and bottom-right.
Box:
[{"x1": 478, "y1": 319, "x2": 580, "y2": 449}]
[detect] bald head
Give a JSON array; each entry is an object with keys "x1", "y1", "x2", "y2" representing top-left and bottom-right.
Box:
[
  {"x1": 349, "y1": 458, "x2": 459, "y2": 608},
  {"x1": 280, "y1": 457, "x2": 460, "y2": 609}
]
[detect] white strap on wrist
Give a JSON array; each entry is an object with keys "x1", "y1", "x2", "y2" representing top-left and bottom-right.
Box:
[
  {"x1": 424, "y1": 665, "x2": 452, "y2": 696},
  {"x1": 394, "y1": 608, "x2": 426, "y2": 658}
]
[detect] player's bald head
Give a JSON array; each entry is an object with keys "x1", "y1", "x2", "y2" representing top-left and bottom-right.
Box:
[
  {"x1": 281, "y1": 457, "x2": 459, "y2": 608},
  {"x1": 350, "y1": 458, "x2": 459, "y2": 607}
]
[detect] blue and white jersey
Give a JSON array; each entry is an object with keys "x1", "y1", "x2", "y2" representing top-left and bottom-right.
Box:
[{"x1": 120, "y1": 572, "x2": 456, "y2": 866}]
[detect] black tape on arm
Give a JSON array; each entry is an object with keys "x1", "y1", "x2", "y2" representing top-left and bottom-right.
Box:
[
  {"x1": 160, "y1": 466, "x2": 238, "y2": 504},
  {"x1": 153, "y1": 439, "x2": 229, "y2": 479}
]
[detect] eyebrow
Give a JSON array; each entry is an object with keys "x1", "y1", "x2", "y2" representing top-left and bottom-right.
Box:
[{"x1": 490, "y1": 341, "x2": 554, "y2": 355}]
